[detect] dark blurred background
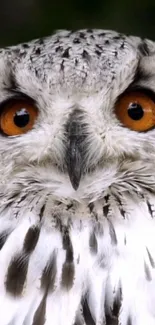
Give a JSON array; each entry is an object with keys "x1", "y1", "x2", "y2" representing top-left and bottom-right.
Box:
[{"x1": 0, "y1": 0, "x2": 155, "y2": 46}]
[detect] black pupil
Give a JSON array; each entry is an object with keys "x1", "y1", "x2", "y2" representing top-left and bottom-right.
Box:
[
  {"x1": 14, "y1": 108, "x2": 30, "y2": 128},
  {"x1": 128, "y1": 102, "x2": 144, "y2": 120}
]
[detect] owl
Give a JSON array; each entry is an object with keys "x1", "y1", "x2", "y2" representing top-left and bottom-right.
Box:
[{"x1": 0, "y1": 28, "x2": 155, "y2": 325}]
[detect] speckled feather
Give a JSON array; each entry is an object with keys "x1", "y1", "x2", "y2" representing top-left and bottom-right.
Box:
[{"x1": 0, "y1": 29, "x2": 155, "y2": 325}]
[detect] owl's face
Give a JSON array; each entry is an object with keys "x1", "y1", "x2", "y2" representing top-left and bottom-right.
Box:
[{"x1": 0, "y1": 29, "x2": 155, "y2": 201}]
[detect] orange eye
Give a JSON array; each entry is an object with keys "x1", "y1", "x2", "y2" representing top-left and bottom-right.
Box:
[
  {"x1": 0, "y1": 99, "x2": 38, "y2": 136},
  {"x1": 115, "y1": 91, "x2": 155, "y2": 132}
]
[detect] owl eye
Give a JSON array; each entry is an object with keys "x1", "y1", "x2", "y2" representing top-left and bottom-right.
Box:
[
  {"x1": 0, "y1": 99, "x2": 38, "y2": 136},
  {"x1": 115, "y1": 91, "x2": 155, "y2": 131}
]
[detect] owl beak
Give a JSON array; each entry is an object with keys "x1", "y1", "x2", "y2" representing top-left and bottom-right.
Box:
[
  {"x1": 67, "y1": 139, "x2": 82, "y2": 190},
  {"x1": 66, "y1": 109, "x2": 85, "y2": 190}
]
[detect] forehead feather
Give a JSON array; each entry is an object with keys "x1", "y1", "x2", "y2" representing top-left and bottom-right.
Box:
[{"x1": 0, "y1": 29, "x2": 143, "y2": 96}]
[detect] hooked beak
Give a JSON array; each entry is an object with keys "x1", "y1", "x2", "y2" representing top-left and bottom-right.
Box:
[
  {"x1": 67, "y1": 138, "x2": 83, "y2": 190},
  {"x1": 66, "y1": 110, "x2": 85, "y2": 190}
]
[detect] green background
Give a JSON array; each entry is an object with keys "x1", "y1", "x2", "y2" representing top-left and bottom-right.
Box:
[{"x1": 0, "y1": 0, "x2": 154, "y2": 46}]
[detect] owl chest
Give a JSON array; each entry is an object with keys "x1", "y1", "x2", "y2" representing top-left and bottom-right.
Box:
[{"x1": 0, "y1": 191, "x2": 155, "y2": 325}]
